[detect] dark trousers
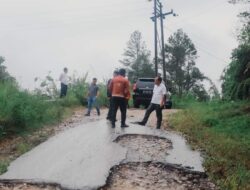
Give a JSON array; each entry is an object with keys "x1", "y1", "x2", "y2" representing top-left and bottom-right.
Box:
[
  {"x1": 141, "y1": 103, "x2": 163, "y2": 129},
  {"x1": 107, "y1": 98, "x2": 113, "y2": 119},
  {"x1": 60, "y1": 83, "x2": 68, "y2": 98},
  {"x1": 111, "y1": 97, "x2": 127, "y2": 126}
]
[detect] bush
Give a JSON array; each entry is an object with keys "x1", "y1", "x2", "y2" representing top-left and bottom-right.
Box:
[
  {"x1": 0, "y1": 82, "x2": 64, "y2": 137},
  {"x1": 169, "y1": 100, "x2": 250, "y2": 189},
  {"x1": 0, "y1": 77, "x2": 112, "y2": 138}
]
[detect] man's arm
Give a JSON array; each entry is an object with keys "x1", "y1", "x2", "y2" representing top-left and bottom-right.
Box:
[
  {"x1": 96, "y1": 86, "x2": 100, "y2": 97},
  {"x1": 86, "y1": 85, "x2": 90, "y2": 97},
  {"x1": 59, "y1": 74, "x2": 62, "y2": 82},
  {"x1": 160, "y1": 86, "x2": 167, "y2": 108},
  {"x1": 124, "y1": 80, "x2": 130, "y2": 99},
  {"x1": 109, "y1": 79, "x2": 113, "y2": 96}
]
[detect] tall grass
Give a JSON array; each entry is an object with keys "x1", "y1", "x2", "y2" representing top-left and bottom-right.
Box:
[
  {"x1": 0, "y1": 76, "x2": 111, "y2": 138},
  {"x1": 169, "y1": 100, "x2": 250, "y2": 190},
  {"x1": 0, "y1": 82, "x2": 64, "y2": 137}
]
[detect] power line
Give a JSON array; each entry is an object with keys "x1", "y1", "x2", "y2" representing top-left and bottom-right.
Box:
[
  {"x1": 164, "y1": 27, "x2": 228, "y2": 64},
  {"x1": 165, "y1": 0, "x2": 227, "y2": 28}
]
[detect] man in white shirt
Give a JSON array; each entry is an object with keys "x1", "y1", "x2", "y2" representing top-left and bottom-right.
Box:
[
  {"x1": 59, "y1": 67, "x2": 69, "y2": 98},
  {"x1": 135, "y1": 76, "x2": 166, "y2": 129}
]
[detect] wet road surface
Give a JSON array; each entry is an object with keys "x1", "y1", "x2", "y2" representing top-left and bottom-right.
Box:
[{"x1": 0, "y1": 109, "x2": 213, "y2": 190}]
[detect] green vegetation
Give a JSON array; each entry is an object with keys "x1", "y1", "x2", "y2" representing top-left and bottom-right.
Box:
[
  {"x1": 0, "y1": 160, "x2": 9, "y2": 174},
  {"x1": 120, "y1": 30, "x2": 155, "y2": 82},
  {"x1": 0, "y1": 58, "x2": 110, "y2": 138},
  {"x1": 164, "y1": 29, "x2": 219, "y2": 100},
  {"x1": 0, "y1": 80, "x2": 109, "y2": 138},
  {"x1": 0, "y1": 82, "x2": 64, "y2": 137},
  {"x1": 221, "y1": 2, "x2": 249, "y2": 100},
  {"x1": 16, "y1": 142, "x2": 32, "y2": 155},
  {"x1": 169, "y1": 100, "x2": 250, "y2": 190},
  {"x1": 165, "y1": 4, "x2": 249, "y2": 189}
]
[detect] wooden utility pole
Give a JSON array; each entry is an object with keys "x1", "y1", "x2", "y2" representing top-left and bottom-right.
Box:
[
  {"x1": 153, "y1": 0, "x2": 159, "y2": 76},
  {"x1": 151, "y1": 0, "x2": 176, "y2": 82},
  {"x1": 159, "y1": 2, "x2": 167, "y2": 83}
]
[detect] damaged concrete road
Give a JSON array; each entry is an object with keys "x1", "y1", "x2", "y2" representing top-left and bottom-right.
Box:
[
  {"x1": 99, "y1": 162, "x2": 218, "y2": 190},
  {"x1": 0, "y1": 109, "x2": 216, "y2": 190}
]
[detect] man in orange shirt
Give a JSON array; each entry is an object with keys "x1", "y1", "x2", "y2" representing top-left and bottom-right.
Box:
[{"x1": 109, "y1": 68, "x2": 130, "y2": 128}]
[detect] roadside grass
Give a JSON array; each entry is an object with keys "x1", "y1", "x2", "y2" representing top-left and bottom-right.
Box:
[
  {"x1": 169, "y1": 100, "x2": 250, "y2": 190},
  {"x1": 16, "y1": 142, "x2": 32, "y2": 155},
  {"x1": 0, "y1": 83, "x2": 65, "y2": 137},
  {"x1": 0, "y1": 81, "x2": 109, "y2": 138},
  {"x1": 0, "y1": 159, "x2": 9, "y2": 174}
]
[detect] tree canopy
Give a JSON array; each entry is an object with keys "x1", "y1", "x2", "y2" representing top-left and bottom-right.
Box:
[
  {"x1": 0, "y1": 56, "x2": 15, "y2": 83},
  {"x1": 221, "y1": 3, "x2": 250, "y2": 100},
  {"x1": 120, "y1": 31, "x2": 155, "y2": 82},
  {"x1": 164, "y1": 29, "x2": 213, "y2": 100}
]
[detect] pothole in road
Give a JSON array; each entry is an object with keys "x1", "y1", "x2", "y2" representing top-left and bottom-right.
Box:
[
  {"x1": 99, "y1": 162, "x2": 218, "y2": 190},
  {"x1": 114, "y1": 134, "x2": 172, "y2": 162}
]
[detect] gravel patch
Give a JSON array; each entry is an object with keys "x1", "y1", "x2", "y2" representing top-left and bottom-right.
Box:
[
  {"x1": 115, "y1": 134, "x2": 172, "y2": 162},
  {"x1": 99, "y1": 162, "x2": 218, "y2": 190},
  {"x1": 0, "y1": 181, "x2": 60, "y2": 190}
]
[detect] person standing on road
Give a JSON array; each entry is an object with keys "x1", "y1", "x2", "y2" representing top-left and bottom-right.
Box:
[
  {"x1": 135, "y1": 76, "x2": 166, "y2": 129},
  {"x1": 109, "y1": 68, "x2": 130, "y2": 128},
  {"x1": 106, "y1": 70, "x2": 119, "y2": 121},
  {"x1": 59, "y1": 67, "x2": 69, "y2": 98},
  {"x1": 85, "y1": 78, "x2": 100, "y2": 116}
]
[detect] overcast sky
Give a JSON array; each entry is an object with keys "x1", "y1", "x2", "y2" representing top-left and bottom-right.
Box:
[{"x1": 0, "y1": 0, "x2": 246, "y2": 90}]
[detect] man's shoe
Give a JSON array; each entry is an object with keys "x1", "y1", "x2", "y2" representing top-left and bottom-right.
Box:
[
  {"x1": 121, "y1": 124, "x2": 129, "y2": 128},
  {"x1": 134, "y1": 121, "x2": 145, "y2": 126},
  {"x1": 85, "y1": 113, "x2": 90, "y2": 116},
  {"x1": 111, "y1": 124, "x2": 116, "y2": 128}
]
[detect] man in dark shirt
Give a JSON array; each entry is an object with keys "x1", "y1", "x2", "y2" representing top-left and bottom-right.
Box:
[{"x1": 85, "y1": 78, "x2": 100, "y2": 116}]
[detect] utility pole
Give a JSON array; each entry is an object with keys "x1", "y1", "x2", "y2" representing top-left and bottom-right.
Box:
[
  {"x1": 150, "y1": 0, "x2": 176, "y2": 80},
  {"x1": 159, "y1": 2, "x2": 167, "y2": 83},
  {"x1": 153, "y1": 0, "x2": 159, "y2": 76}
]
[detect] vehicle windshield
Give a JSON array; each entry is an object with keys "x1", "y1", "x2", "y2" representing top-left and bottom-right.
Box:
[{"x1": 137, "y1": 78, "x2": 155, "y2": 88}]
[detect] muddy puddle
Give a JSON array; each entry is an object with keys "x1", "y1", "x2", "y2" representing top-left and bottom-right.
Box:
[{"x1": 99, "y1": 162, "x2": 218, "y2": 190}]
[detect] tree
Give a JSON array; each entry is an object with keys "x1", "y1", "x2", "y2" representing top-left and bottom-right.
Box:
[
  {"x1": 221, "y1": 2, "x2": 250, "y2": 100},
  {"x1": 120, "y1": 31, "x2": 155, "y2": 81},
  {"x1": 164, "y1": 29, "x2": 207, "y2": 98},
  {"x1": 228, "y1": 0, "x2": 250, "y2": 4},
  {"x1": 0, "y1": 56, "x2": 15, "y2": 83}
]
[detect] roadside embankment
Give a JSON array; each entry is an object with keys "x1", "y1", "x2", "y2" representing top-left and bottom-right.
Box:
[{"x1": 168, "y1": 101, "x2": 250, "y2": 190}]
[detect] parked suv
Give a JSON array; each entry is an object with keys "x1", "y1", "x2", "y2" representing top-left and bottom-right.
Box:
[{"x1": 132, "y1": 78, "x2": 172, "y2": 109}]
